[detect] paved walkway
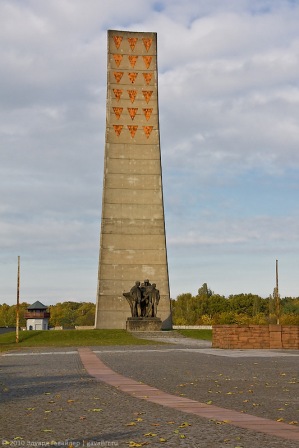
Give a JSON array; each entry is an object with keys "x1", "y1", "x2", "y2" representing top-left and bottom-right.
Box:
[
  {"x1": 132, "y1": 330, "x2": 212, "y2": 347},
  {"x1": 1, "y1": 343, "x2": 298, "y2": 447},
  {"x1": 79, "y1": 348, "x2": 299, "y2": 442}
]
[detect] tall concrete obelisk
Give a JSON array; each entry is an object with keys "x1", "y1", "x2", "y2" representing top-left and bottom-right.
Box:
[{"x1": 95, "y1": 30, "x2": 172, "y2": 329}]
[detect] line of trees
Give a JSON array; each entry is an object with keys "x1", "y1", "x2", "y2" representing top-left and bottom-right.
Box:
[
  {"x1": 171, "y1": 283, "x2": 299, "y2": 325},
  {"x1": 1, "y1": 284, "x2": 298, "y2": 328},
  {"x1": 0, "y1": 301, "x2": 96, "y2": 328}
]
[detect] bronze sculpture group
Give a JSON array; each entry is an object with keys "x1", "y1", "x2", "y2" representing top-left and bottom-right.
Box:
[{"x1": 123, "y1": 279, "x2": 160, "y2": 318}]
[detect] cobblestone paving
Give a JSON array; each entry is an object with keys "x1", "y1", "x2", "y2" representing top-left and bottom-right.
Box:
[{"x1": 0, "y1": 346, "x2": 298, "y2": 448}]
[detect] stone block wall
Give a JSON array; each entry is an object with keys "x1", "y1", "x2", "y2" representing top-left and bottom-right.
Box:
[{"x1": 212, "y1": 325, "x2": 299, "y2": 349}]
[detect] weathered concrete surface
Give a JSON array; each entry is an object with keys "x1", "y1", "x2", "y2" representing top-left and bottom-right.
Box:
[
  {"x1": 126, "y1": 317, "x2": 162, "y2": 332},
  {"x1": 95, "y1": 30, "x2": 171, "y2": 329}
]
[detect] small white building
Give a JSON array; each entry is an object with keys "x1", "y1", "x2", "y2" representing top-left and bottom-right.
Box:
[{"x1": 25, "y1": 301, "x2": 50, "y2": 330}]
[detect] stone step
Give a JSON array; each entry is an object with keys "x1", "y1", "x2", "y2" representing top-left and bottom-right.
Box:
[{"x1": 132, "y1": 330, "x2": 187, "y2": 339}]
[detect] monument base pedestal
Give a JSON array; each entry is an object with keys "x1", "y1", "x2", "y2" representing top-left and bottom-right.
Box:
[{"x1": 126, "y1": 317, "x2": 162, "y2": 332}]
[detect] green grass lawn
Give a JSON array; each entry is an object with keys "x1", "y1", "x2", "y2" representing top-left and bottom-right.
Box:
[
  {"x1": 177, "y1": 329, "x2": 212, "y2": 341},
  {"x1": 0, "y1": 328, "x2": 213, "y2": 353},
  {"x1": 0, "y1": 329, "x2": 158, "y2": 352}
]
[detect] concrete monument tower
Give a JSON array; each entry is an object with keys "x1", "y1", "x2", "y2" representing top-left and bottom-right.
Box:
[{"x1": 95, "y1": 30, "x2": 172, "y2": 329}]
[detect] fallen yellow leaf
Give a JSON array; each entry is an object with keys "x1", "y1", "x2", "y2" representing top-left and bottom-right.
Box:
[{"x1": 179, "y1": 422, "x2": 191, "y2": 428}]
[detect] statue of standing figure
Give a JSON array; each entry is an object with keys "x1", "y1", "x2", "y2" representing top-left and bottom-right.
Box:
[{"x1": 123, "y1": 279, "x2": 160, "y2": 318}]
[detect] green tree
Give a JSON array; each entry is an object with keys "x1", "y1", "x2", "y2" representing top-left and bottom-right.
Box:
[
  {"x1": 281, "y1": 297, "x2": 299, "y2": 314},
  {"x1": 228, "y1": 294, "x2": 262, "y2": 317},
  {"x1": 172, "y1": 293, "x2": 195, "y2": 325},
  {"x1": 0, "y1": 302, "x2": 27, "y2": 327},
  {"x1": 197, "y1": 283, "x2": 213, "y2": 299},
  {"x1": 76, "y1": 302, "x2": 96, "y2": 326}
]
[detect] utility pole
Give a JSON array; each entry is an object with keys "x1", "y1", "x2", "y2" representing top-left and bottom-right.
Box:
[
  {"x1": 16, "y1": 256, "x2": 20, "y2": 343},
  {"x1": 275, "y1": 259, "x2": 281, "y2": 325}
]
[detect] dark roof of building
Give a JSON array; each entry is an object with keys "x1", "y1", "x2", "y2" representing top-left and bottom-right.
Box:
[{"x1": 27, "y1": 301, "x2": 48, "y2": 310}]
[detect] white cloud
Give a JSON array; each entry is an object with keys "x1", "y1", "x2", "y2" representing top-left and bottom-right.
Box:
[{"x1": 1, "y1": 0, "x2": 299, "y2": 303}]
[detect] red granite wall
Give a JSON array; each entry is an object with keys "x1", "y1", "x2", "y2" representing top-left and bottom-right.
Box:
[{"x1": 212, "y1": 325, "x2": 299, "y2": 349}]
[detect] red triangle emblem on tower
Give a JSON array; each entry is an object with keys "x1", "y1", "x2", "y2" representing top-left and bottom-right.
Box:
[
  {"x1": 143, "y1": 73, "x2": 152, "y2": 85},
  {"x1": 127, "y1": 90, "x2": 137, "y2": 103},
  {"x1": 142, "y1": 90, "x2": 153, "y2": 103},
  {"x1": 128, "y1": 72, "x2": 138, "y2": 84},
  {"x1": 113, "y1": 36, "x2": 123, "y2": 49},
  {"x1": 128, "y1": 108, "x2": 138, "y2": 120},
  {"x1": 113, "y1": 54, "x2": 123, "y2": 67},
  {"x1": 128, "y1": 125, "x2": 138, "y2": 138},
  {"x1": 142, "y1": 38, "x2": 152, "y2": 52},
  {"x1": 143, "y1": 126, "x2": 153, "y2": 139},
  {"x1": 113, "y1": 89, "x2": 123, "y2": 101},
  {"x1": 128, "y1": 55, "x2": 138, "y2": 68},
  {"x1": 113, "y1": 125, "x2": 123, "y2": 136},
  {"x1": 113, "y1": 72, "x2": 124, "y2": 83},
  {"x1": 128, "y1": 37, "x2": 138, "y2": 50},
  {"x1": 143, "y1": 108, "x2": 153, "y2": 121},
  {"x1": 143, "y1": 56, "x2": 152, "y2": 69},
  {"x1": 113, "y1": 107, "x2": 123, "y2": 120}
]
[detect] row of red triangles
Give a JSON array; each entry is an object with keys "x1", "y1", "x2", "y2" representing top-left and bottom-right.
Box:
[
  {"x1": 113, "y1": 107, "x2": 152, "y2": 121},
  {"x1": 113, "y1": 36, "x2": 153, "y2": 52},
  {"x1": 113, "y1": 55, "x2": 153, "y2": 69},
  {"x1": 113, "y1": 71, "x2": 152, "y2": 85},
  {"x1": 113, "y1": 125, "x2": 153, "y2": 138},
  {"x1": 113, "y1": 89, "x2": 153, "y2": 103}
]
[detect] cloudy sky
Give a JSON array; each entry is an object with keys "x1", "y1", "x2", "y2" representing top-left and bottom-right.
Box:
[{"x1": 1, "y1": 0, "x2": 299, "y2": 305}]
